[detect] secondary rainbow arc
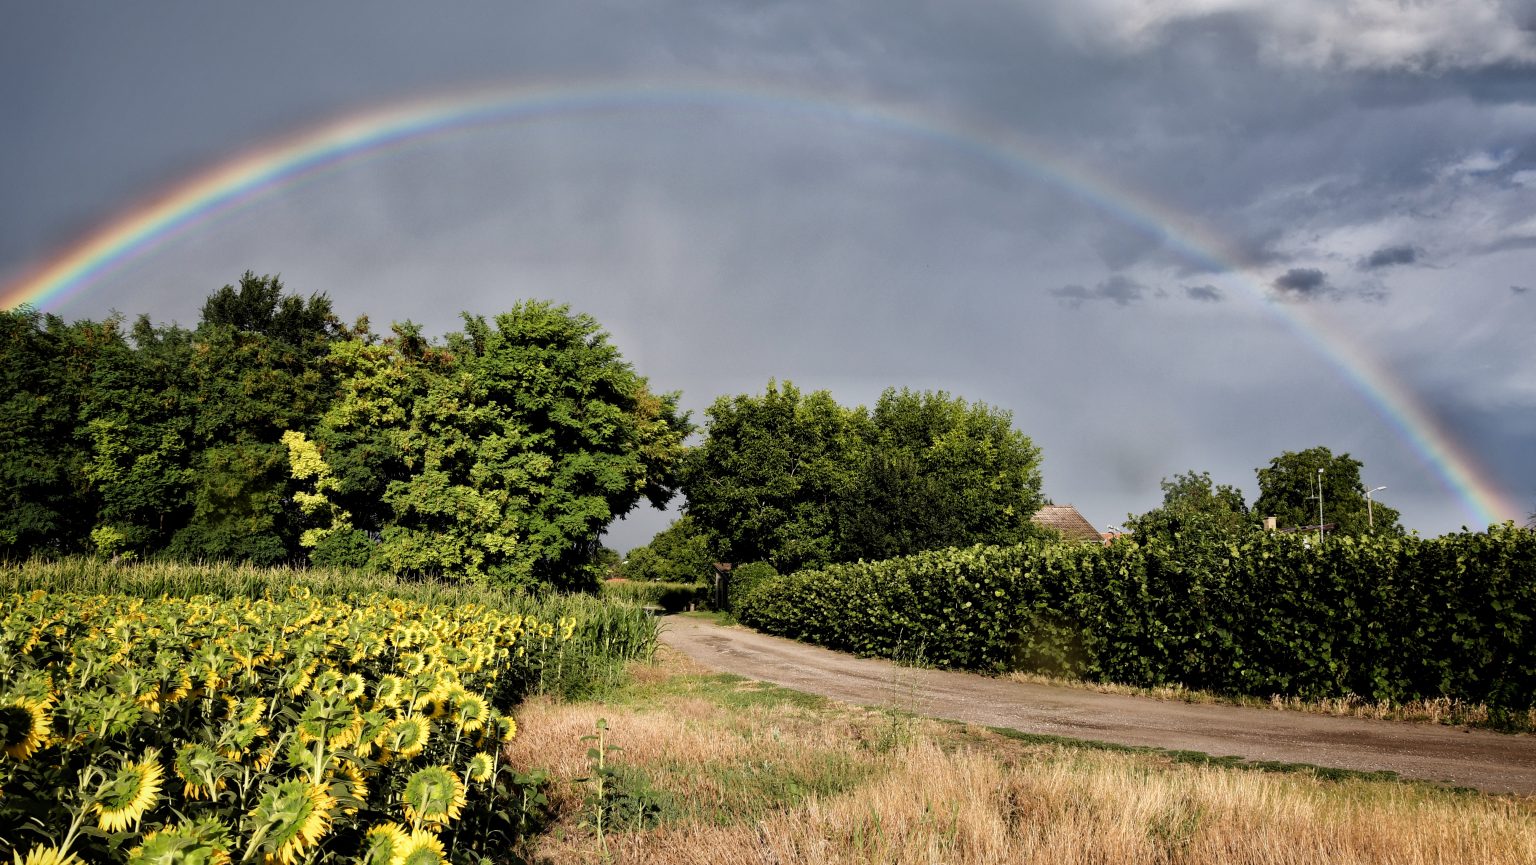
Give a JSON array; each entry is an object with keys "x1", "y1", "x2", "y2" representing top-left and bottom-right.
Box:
[{"x1": 0, "y1": 79, "x2": 1518, "y2": 527}]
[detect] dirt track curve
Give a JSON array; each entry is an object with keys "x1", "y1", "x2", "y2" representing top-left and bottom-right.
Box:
[{"x1": 659, "y1": 616, "x2": 1536, "y2": 795}]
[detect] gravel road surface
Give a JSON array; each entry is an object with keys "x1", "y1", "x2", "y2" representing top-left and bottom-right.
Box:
[{"x1": 660, "y1": 616, "x2": 1536, "y2": 795}]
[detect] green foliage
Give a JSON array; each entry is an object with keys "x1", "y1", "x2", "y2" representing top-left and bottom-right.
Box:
[
  {"x1": 1126, "y1": 470, "x2": 1253, "y2": 543},
  {"x1": 680, "y1": 382, "x2": 1047, "y2": 573},
  {"x1": 835, "y1": 388, "x2": 1047, "y2": 561},
  {"x1": 739, "y1": 524, "x2": 1536, "y2": 712},
  {"x1": 2, "y1": 280, "x2": 690, "y2": 593},
  {"x1": 1254, "y1": 446, "x2": 1402, "y2": 536},
  {"x1": 681, "y1": 381, "x2": 861, "y2": 572},
  {"x1": 601, "y1": 579, "x2": 709, "y2": 613},
  {"x1": 726, "y1": 561, "x2": 779, "y2": 613},
  {"x1": 621, "y1": 516, "x2": 714, "y2": 583}
]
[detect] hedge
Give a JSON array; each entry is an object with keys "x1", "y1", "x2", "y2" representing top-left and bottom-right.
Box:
[{"x1": 737, "y1": 525, "x2": 1536, "y2": 711}]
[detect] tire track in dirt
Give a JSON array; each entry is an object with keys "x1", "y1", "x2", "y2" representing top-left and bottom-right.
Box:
[{"x1": 660, "y1": 616, "x2": 1536, "y2": 795}]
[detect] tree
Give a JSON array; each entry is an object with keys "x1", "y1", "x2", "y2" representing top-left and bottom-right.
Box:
[
  {"x1": 363, "y1": 302, "x2": 690, "y2": 590},
  {"x1": 679, "y1": 381, "x2": 864, "y2": 573},
  {"x1": 0, "y1": 309, "x2": 109, "y2": 557},
  {"x1": 835, "y1": 388, "x2": 1047, "y2": 560},
  {"x1": 621, "y1": 516, "x2": 715, "y2": 583},
  {"x1": 1125, "y1": 470, "x2": 1252, "y2": 542},
  {"x1": 681, "y1": 382, "x2": 1049, "y2": 572},
  {"x1": 1253, "y1": 446, "x2": 1401, "y2": 536}
]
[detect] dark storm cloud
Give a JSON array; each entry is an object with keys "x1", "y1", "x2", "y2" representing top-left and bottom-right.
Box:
[
  {"x1": 1270, "y1": 268, "x2": 1331, "y2": 300},
  {"x1": 1184, "y1": 284, "x2": 1223, "y2": 302},
  {"x1": 1050, "y1": 274, "x2": 1145, "y2": 308},
  {"x1": 1361, "y1": 245, "x2": 1420, "y2": 269}
]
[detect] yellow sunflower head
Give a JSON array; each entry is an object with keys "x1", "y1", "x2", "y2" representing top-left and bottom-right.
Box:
[
  {"x1": 361, "y1": 822, "x2": 409, "y2": 865},
  {"x1": 246, "y1": 779, "x2": 335, "y2": 865},
  {"x1": 10, "y1": 845, "x2": 85, "y2": 865},
  {"x1": 93, "y1": 748, "x2": 165, "y2": 833},
  {"x1": 451, "y1": 693, "x2": 488, "y2": 734},
  {"x1": 126, "y1": 816, "x2": 233, "y2": 865},
  {"x1": 402, "y1": 765, "x2": 467, "y2": 829},
  {"x1": 1, "y1": 696, "x2": 53, "y2": 761},
  {"x1": 396, "y1": 829, "x2": 447, "y2": 865},
  {"x1": 464, "y1": 752, "x2": 495, "y2": 784},
  {"x1": 379, "y1": 715, "x2": 430, "y2": 764},
  {"x1": 173, "y1": 742, "x2": 228, "y2": 800}
]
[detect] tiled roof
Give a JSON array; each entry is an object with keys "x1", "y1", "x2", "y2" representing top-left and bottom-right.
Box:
[{"x1": 1031, "y1": 504, "x2": 1102, "y2": 543}]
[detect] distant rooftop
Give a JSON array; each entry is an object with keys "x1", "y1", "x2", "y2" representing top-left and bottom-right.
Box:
[{"x1": 1032, "y1": 504, "x2": 1102, "y2": 543}]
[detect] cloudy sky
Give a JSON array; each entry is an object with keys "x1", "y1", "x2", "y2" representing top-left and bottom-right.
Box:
[{"x1": 4, "y1": 1, "x2": 1534, "y2": 549}]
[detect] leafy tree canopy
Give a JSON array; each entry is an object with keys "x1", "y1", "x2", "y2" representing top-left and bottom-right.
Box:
[
  {"x1": 680, "y1": 381, "x2": 1047, "y2": 572},
  {"x1": 621, "y1": 516, "x2": 714, "y2": 583},
  {"x1": 1125, "y1": 470, "x2": 1252, "y2": 542},
  {"x1": 1253, "y1": 446, "x2": 1402, "y2": 536}
]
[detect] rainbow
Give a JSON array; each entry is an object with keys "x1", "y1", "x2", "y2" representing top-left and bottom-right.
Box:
[{"x1": 0, "y1": 79, "x2": 1520, "y2": 526}]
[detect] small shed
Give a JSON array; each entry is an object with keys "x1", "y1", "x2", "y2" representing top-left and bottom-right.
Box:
[{"x1": 1031, "y1": 504, "x2": 1103, "y2": 544}]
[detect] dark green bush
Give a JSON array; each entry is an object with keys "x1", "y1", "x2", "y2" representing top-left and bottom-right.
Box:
[
  {"x1": 738, "y1": 525, "x2": 1536, "y2": 710},
  {"x1": 727, "y1": 561, "x2": 779, "y2": 612}
]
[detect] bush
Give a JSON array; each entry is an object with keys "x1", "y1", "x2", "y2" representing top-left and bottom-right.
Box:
[
  {"x1": 727, "y1": 561, "x2": 779, "y2": 613},
  {"x1": 739, "y1": 525, "x2": 1536, "y2": 711}
]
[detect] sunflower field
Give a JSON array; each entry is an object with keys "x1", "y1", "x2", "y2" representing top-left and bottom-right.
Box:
[{"x1": 0, "y1": 575, "x2": 649, "y2": 864}]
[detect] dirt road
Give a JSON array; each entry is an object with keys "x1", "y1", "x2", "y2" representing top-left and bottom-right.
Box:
[{"x1": 660, "y1": 616, "x2": 1536, "y2": 795}]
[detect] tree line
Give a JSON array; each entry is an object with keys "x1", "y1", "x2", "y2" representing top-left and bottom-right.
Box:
[
  {"x1": 6, "y1": 272, "x2": 1430, "y2": 592},
  {"x1": 1, "y1": 273, "x2": 687, "y2": 590}
]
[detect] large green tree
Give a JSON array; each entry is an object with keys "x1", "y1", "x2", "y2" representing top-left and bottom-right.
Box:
[
  {"x1": 0, "y1": 309, "x2": 110, "y2": 557},
  {"x1": 1125, "y1": 470, "x2": 1253, "y2": 542},
  {"x1": 352, "y1": 302, "x2": 690, "y2": 590},
  {"x1": 835, "y1": 388, "x2": 1046, "y2": 561},
  {"x1": 680, "y1": 382, "x2": 1048, "y2": 572},
  {"x1": 622, "y1": 515, "x2": 715, "y2": 583},
  {"x1": 679, "y1": 381, "x2": 864, "y2": 573},
  {"x1": 1253, "y1": 446, "x2": 1401, "y2": 536},
  {"x1": 168, "y1": 273, "x2": 343, "y2": 564}
]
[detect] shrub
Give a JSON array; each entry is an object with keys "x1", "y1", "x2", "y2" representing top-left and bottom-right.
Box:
[{"x1": 727, "y1": 561, "x2": 779, "y2": 613}]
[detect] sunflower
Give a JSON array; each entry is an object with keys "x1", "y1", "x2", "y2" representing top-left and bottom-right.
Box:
[
  {"x1": 173, "y1": 742, "x2": 227, "y2": 800},
  {"x1": 402, "y1": 766, "x2": 467, "y2": 829},
  {"x1": 246, "y1": 779, "x2": 335, "y2": 865},
  {"x1": 395, "y1": 829, "x2": 447, "y2": 865},
  {"x1": 10, "y1": 845, "x2": 84, "y2": 865},
  {"x1": 1, "y1": 696, "x2": 53, "y2": 760},
  {"x1": 93, "y1": 749, "x2": 165, "y2": 833},
  {"x1": 464, "y1": 752, "x2": 495, "y2": 784},
  {"x1": 126, "y1": 816, "x2": 233, "y2": 865},
  {"x1": 451, "y1": 693, "x2": 488, "y2": 734},
  {"x1": 379, "y1": 715, "x2": 430, "y2": 764},
  {"x1": 361, "y1": 822, "x2": 409, "y2": 865},
  {"x1": 373, "y1": 675, "x2": 407, "y2": 710}
]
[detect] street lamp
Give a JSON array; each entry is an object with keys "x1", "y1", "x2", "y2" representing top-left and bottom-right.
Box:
[
  {"x1": 1364, "y1": 485, "x2": 1386, "y2": 531},
  {"x1": 1316, "y1": 468, "x2": 1325, "y2": 546}
]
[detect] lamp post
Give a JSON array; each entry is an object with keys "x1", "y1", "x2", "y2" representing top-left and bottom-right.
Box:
[
  {"x1": 1365, "y1": 485, "x2": 1386, "y2": 531},
  {"x1": 1316, "y1": 468, "x2": 1324, "y2": 546}
]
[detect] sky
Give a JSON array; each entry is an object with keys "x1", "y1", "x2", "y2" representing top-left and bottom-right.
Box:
[{"x1": 3, "y1": 1, "x2": 1534, "y2": 551}]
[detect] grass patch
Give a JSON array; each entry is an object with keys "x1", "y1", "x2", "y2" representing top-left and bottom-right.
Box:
[{"x1": 508, "y1": 648, "x2": 1536, "y2": 865}]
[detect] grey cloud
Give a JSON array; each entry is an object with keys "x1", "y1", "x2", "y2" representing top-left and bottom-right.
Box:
[
  {"x1": 1514, "y1": 285, "x2": 1532, "y2": 295},
  {"x1": 1184, "y1": 284, "x2": 1224, "y2": 302},
  {"x1": 1361, "y1": 244, "x2": 1421, "y2": 269},
  {"x1": 1050, "y1": 274, "x2": 1146, "y2": 308},
  {"x1": 1271, "y1": 267, "x2": 1330, "y2": 300}
]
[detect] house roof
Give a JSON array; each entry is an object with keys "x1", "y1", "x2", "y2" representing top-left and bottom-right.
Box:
[{"x1": 1032, "y1": 504, "x2": 1102, "y2": 543}]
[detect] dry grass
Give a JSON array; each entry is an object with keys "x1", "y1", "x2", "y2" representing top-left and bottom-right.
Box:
[
  {"x1": 505, "y1": 648, "x2": 1536, "y2": 865},
  {"x1": 1003, "y1": 670, "x2": 1536, "y2": 732}
]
